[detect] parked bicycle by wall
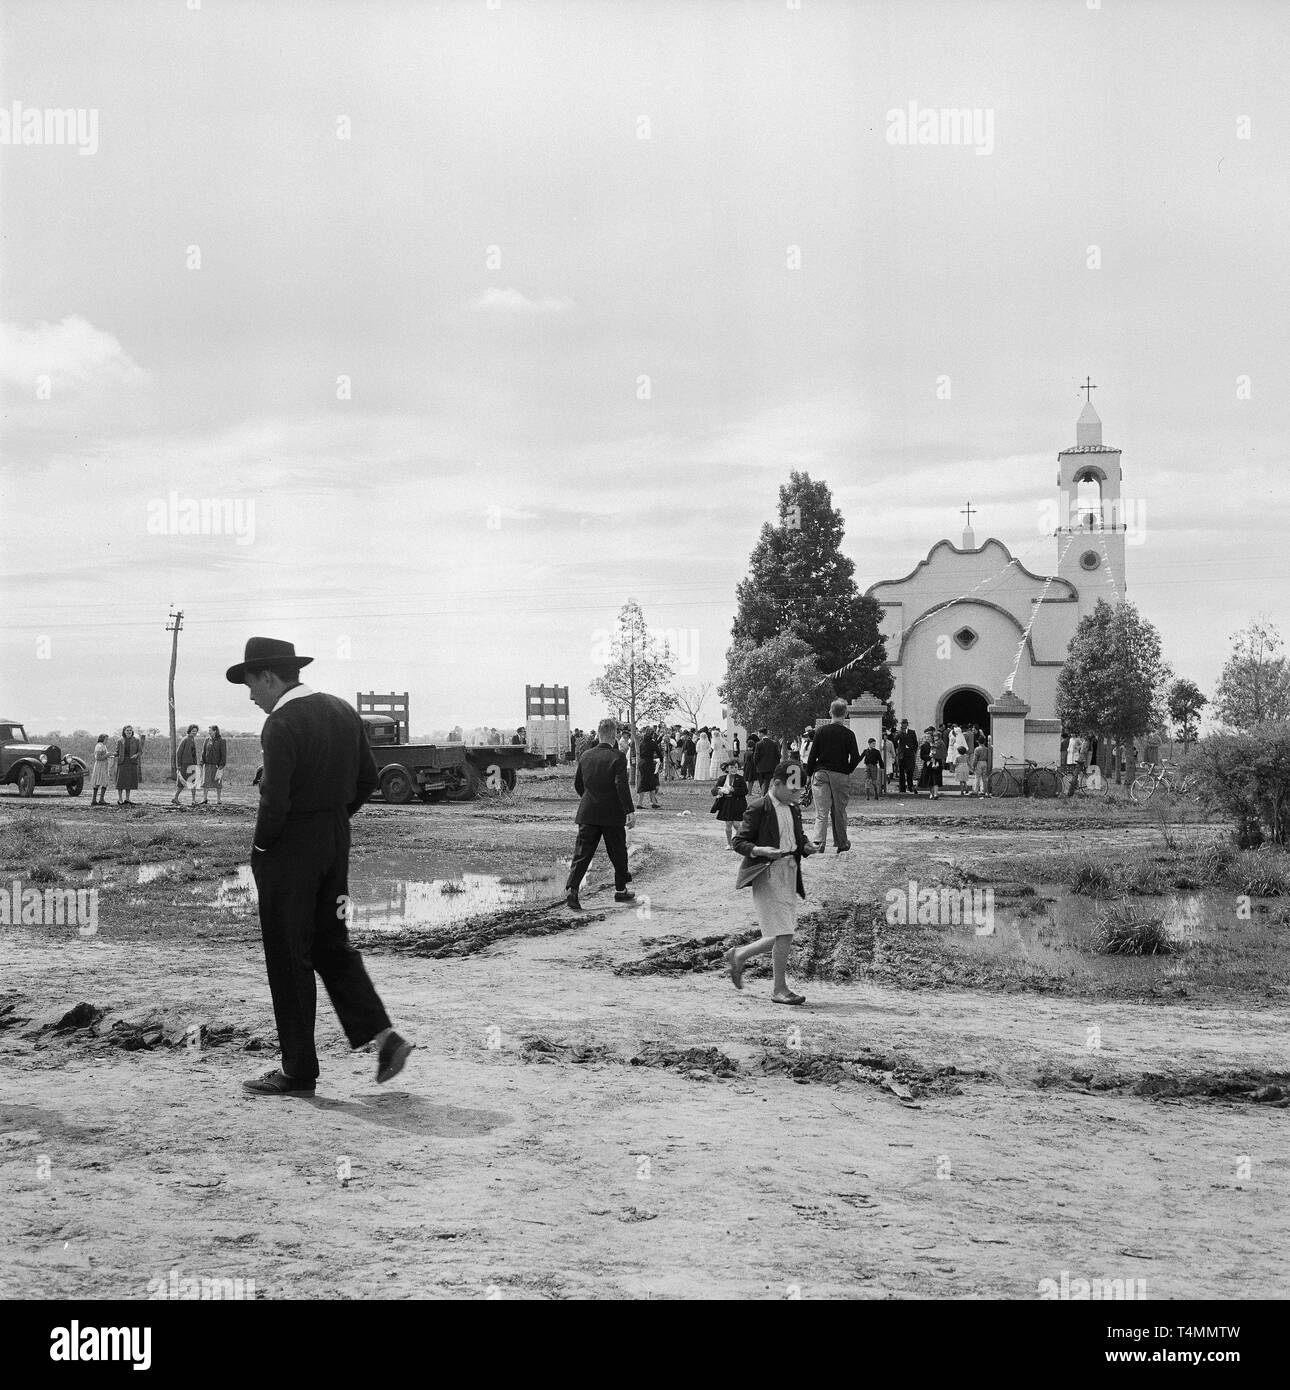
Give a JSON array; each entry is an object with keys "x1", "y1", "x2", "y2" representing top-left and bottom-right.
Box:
[{"x1": 987, "y1": 759, "x2": 1060, "y2": 798}]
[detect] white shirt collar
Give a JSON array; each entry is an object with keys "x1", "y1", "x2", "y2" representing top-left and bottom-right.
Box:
[{"x1": 271, "y1": 683, "x2": 315, "y2": 712}]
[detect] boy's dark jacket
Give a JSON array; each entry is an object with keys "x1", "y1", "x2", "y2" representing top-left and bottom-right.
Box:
[{"x1": 732, "y1": 794, "x2": 815, "y2": 897}]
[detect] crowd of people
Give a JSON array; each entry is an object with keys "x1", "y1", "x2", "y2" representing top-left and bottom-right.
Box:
[{"x1": 560, "y1": 705, "x2": 1004, "y2": 1007}]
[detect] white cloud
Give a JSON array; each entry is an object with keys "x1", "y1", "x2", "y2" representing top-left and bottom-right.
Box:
[
  {"x1": 0, "y1": 315, "x2": 149, "y2": 391},
  {"x1": 472, "y1": 286, "x2": 574, "y2": 315}
]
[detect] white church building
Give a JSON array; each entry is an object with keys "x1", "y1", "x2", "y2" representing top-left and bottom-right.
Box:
[{"x1": 856, "y1": 397, "x2": 1129, "y2": 768}]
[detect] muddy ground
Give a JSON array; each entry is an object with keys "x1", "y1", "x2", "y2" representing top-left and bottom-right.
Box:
[{"x1": 1, "y1": 775, "x2": 1287, "y2": 1300}]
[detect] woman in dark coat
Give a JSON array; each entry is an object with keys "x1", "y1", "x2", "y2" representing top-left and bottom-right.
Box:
[
  {"x1": 710, "y1": 758, "x2": 749, "y2": 848},
  {"x1": 636, "y1": 726, "x2": 661, "y2": 809},
  {"x1": 114, "y1": 725, "x2": 142, "y2": 805},
  {"x1": 917, "y1": 732, "x2": 933, "y2": 790}
]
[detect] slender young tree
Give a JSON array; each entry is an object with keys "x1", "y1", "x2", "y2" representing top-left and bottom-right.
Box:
[
  {"x1": 589, "y1": 600, "x2": 676, "y2": 780},
  {"x1": 671, "y1": 682, "x2": 713, "y2": 730},
  {"x1": 729, "y1": 472, "x2": 891, "y2": 704},
  {"x1": 1166, "y1": 677, "x2": 1207, "y2": 753}
]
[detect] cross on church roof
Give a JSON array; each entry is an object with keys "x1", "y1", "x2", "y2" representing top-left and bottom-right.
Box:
[
  {"x1": 1081, "y1": 376, "x2": 1097, "y2": 402},
  {"x1": 961, "y1": 501, "x2": 976, "y2": 526}
]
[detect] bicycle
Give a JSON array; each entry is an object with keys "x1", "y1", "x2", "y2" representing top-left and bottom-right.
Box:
[
  {"x1": 1129, "y1": 760, "x2": 1193, "y2": 805},
  {"x1": 1062, "y1": 763, "x2": 1107, "y2": 797},
  {"x1": 987, "y1": 760, "x2": 1061, "y2": 798}
]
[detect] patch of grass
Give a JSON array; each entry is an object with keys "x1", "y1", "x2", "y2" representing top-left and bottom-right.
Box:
[
  {"x1": 27, "y1": 862, "x2": 61, "y2": 884},
  {"x1": 144, "y1": 828, "x2": 202, "y2": 851},
  {"x1": 1067, "y1": 856, "x2": 1117, "y2": 896},
  {"x1": 1119, "y1": 860, "x2": 1169, "y2": 895},
  {"x1": 1093, "y1": 900, "x2": 1179, "y2": 956},
  {"x1": 1223, "y1": 847, "x2": 1290, "y2": 897}
]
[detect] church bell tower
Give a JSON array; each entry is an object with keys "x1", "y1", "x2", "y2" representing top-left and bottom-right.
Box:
[{"x1": 1056, "y1": 384, "x2": 1126, "y2": 619}]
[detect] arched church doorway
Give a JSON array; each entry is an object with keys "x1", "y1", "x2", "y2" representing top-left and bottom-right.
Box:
[{"x1": 940, "y1": 687, "x2": 991, "y2": 737}]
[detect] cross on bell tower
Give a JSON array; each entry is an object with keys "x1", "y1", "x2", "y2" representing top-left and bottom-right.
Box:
[
  {"x1": 960, "y1": 501, "x2": 977, "y2": 549},
  {"x1": 1080, "y1": 376, "x2": 1097, "y2": 403}
]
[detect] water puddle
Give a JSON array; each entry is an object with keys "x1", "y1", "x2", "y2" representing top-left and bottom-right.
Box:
[
  {"x1": 942, "y1": 885, "x2": 1279, "y2": 986},
  {"x1": 212, "y1": 862, "x2": 549, "y2": 930},
  {"x1": 136, "y1": 863, "x2": 169, "y2": 885}
]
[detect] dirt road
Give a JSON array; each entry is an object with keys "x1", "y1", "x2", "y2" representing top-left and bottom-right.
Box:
[{"x1": 1, "y1": 784, "x2": 1287, "y2": 1299}]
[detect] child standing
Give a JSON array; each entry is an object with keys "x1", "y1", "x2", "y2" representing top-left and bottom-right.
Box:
[
  {"x1": 953, "y1": 743, "x2": 971, "y2": 795},
  {"x1": 861, "y1": 737, "x2": 883, "y2": 800},
  {"x1": 90, "y1": 734, "x2": 111, "y2": 807},
  {"x1": 710, "y1": 758, "x2": 749, "y2": 848},
  {"x1": 723, "y1": 763, "x2": 817, "y2": 1005}
]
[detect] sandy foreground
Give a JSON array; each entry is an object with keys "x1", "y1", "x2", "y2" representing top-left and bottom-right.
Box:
[{"x1": 1, "y1": 783, "x2": 1287, "y2": 1301}]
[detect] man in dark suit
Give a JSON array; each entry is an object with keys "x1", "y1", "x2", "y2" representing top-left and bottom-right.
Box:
[
  {"x1": 897, "y1": 718, "x2": 919, "y2": 796},
  {"x1": 565, "y1": 718, "x2": 636, "y2": 912},
  {"x1": 805, "y1": 698, "x2": 860, "y2": 852},
  {"x1": 228, "y1": 637, "x2": 412, "y2": 1097},
  {"x1": 752, "y1": 728, "x2": 780, "y2": 795}
]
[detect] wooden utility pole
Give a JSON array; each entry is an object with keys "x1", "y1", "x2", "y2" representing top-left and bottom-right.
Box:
[{"x1": 166, "y1": 609, "x2": 183, "y2": 776}]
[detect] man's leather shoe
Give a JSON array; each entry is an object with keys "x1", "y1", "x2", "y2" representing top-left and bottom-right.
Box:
[
  {"x1": 376, "y1": 1031, "x2": 414, "y2": 1084},
  {"x1": 566, "y1": 893, "x2": 583, "y2": 912},
  {"x1": 614, "y1": 889, "x2": 635, "y2": 903},
  {"x1": 242, "y1": 1069, "x2": 315, "y2": 1096}
]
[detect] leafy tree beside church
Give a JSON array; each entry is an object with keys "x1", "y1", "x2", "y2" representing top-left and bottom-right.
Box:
[
  {"x1": 728, "y1": 472, "x2": 891, "y2": 706},
  {"x1": 1056, "y1": 598, "x2": 1168, "y2": 769}
]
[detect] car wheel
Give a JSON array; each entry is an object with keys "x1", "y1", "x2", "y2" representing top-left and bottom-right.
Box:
[
  {"x1": 67, "y1": 778, "x2": 84, "y2": 796},
  {"x1": 16, "y1": 766, "x2": 36, "y2": 797}
]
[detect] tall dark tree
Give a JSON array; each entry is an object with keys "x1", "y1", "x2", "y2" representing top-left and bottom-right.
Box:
[{"x1": 729, "y1": 472, "x2": 891, "y2": 703}]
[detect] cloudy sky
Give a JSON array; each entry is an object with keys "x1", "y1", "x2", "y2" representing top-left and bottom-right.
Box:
[{"x1": 2, "y1": 0, "x2": 1286, "y2": 737}]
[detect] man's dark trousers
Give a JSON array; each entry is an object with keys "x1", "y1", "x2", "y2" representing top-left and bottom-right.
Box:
[
  {"x1": 899, "y1": 755, "x2": 917, "y2": 792},
  {"x1": 252, "y1": 809, "x2": 390, "y2": 1082},
  {"x1": 567, "y1": 823, "x2": 630, "y2": 894}
]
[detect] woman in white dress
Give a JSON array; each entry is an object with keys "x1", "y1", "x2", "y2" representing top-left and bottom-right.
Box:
[
  {"x1": 694, "y1": 728, "x2": 713, "y2": 781},
  {"x1": 710, "y1": 728, "x2": 727, "y2": 773}
]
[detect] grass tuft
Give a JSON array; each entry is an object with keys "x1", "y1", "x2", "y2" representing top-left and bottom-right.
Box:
[{"x1": 1093, "y1": 900, "x2": 1178, "y2": 956}]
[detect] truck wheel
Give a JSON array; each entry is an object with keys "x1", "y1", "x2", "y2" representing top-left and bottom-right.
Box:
[
  {"x1": 67, "y1": 778, "x2": 84, "y2": 797},
  {"x1": 445, "y1": 761, "x2": 480, "y2": 802},
  {"x1": 16, "y1": 766, "x2": 36, "y2": 797},
  {"x1": 380, "y1": 767, "x2": 415, "y2": 805}
]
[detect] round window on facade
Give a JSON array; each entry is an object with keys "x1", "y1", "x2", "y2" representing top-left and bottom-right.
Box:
[{"x1": 1080, "y1": 550, "x2": 1101, "y2": 571}]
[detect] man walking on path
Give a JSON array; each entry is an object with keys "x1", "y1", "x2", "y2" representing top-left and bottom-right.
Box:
[
  {"x1": 566, "y1": 718, "x2": 636, "y2": 912},
  {"x1": 806, "y1": 699, "x2": 860, "y2": 851},
  {"x1": 752, "y1": 728, "x2": 780, "y2": 795},
  {"x1": 229, "y1": 637, "x2": 412, "y2": 1097},
  {"x1": 897, "y1": 718, "x2": 919, "y2": 795}
]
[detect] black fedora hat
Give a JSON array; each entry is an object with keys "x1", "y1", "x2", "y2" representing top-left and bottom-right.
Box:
[{"x1": 225, "y1": 636, "x2": 314, "y2": 684}]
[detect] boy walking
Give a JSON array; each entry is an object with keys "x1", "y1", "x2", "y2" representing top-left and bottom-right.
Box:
[{"x1": 861, "y1": 737, "x2": 883, "y2": 800}]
